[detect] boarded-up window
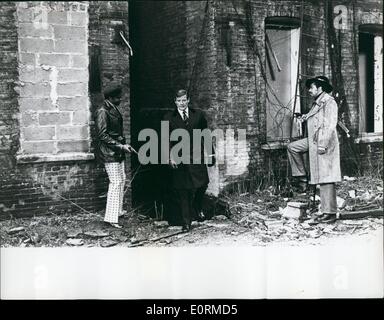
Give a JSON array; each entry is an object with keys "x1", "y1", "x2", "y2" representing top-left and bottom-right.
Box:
[
  {"x1": 265, "y1": 18, "x2": 301, "y2": 141},
  {"x1": 358, "y1": 24, "x2": 383, "y2": 134}
]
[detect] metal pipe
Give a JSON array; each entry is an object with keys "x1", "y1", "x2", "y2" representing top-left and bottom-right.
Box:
[{"x1": 119, "y1": 31, "x2": 133, "y2": 56}]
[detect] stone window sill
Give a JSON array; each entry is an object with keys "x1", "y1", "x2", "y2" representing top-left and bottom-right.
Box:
[
  {"x1": 16, "y1": 152, "x2": 95, "y2": 164},
  {"x1": 354, "y1": 133, "x2": 383, "y2": 144}
]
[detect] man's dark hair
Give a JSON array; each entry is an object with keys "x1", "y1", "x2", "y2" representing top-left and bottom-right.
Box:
[{"x1": 104, "y1": 84, "x2": 122, "y2": 99}]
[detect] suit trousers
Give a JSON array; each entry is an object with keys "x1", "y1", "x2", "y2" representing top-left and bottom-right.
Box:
[
  {"x1": 104, "y1": 161, "x2": 126, "y2": 223},
  {"x1": 287, "y1": 138, "x2": 309, "y2": 177},
  {"x1": 176, "y1": 189, "x2": 194, "y2": 227},
  {"x1": 172, "y1": 185, "x2": 207, "y2": 227},
  {"x1": 193, "y1": 185, "x2": 208, "y2": 216},
  {"x1": 320, "y1": 183, "x2": 337, "y2": 214}
]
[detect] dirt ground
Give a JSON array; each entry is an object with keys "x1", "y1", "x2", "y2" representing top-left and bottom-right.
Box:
[{"x1": 0, "y1": 176, "x2": 382, "y2": 248}]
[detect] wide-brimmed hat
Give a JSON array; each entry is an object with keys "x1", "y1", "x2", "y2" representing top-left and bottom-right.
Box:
[{"x1": 305, "y1": 76, "x2": 333, "y2": 93}]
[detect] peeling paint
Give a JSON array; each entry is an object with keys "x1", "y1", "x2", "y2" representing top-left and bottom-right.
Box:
[
  {"x1": 37, "y1": 164, "x2": 85, "y2": 199},
  {"x1": 0, "y1": 203, "x2": 16, "y2": 212},
  {"x1": 216, "y1": 129, "x2": 250, "y2": 178}
]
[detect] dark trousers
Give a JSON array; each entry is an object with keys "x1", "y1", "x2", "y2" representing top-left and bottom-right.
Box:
[
  {"x1": 177, "y1": 189, "x2": 194, "y2": 227},
  {"x1": 166, "y1": 185, "x2": 208, "y2": 226},
  {"x1": 193, "y1": 185, "x2": 208, "y2": 216}
]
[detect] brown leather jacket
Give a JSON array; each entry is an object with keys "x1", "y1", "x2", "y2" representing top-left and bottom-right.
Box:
[{"x1": 95, "y1": 100, "x2": 126, "y2": 163}]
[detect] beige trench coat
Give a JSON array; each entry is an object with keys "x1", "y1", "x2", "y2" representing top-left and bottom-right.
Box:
[{"x1": 305, "y1": 92, "x2": 341, "y2": 184}]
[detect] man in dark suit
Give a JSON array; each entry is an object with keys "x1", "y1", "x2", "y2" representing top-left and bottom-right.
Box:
[{"x1": 163, "y1": 89, "x2": 215, "y2": 232}]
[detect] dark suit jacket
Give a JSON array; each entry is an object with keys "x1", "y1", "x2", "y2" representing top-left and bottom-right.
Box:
[
  {"x1": 163, "y1": 108, "x2": 211, "y2": 189},
  {"x1": 95, "y1": 100, "x2": 126, "y2": 163}
]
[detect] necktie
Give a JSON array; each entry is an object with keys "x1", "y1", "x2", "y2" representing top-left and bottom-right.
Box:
[{"x1": 182, "y1": 110, "x2": 188, "y2": 123}]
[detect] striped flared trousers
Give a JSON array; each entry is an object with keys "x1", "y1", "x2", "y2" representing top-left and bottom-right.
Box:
[{"x1": 104, "y1": 161, "x2": 126, "y2": 223}]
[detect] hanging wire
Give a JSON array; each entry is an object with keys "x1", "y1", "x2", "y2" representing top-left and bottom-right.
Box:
[
  {"x1": 37, "y1": 159, "x2": 144, "y2": 217},
  {"x1": 230, "y1": 0, "x2": 293, "y2": 132}
]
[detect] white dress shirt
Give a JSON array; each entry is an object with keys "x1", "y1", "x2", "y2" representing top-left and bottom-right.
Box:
[{"x1": 178, "y1": 107, "x2": 189, "y2": 121}]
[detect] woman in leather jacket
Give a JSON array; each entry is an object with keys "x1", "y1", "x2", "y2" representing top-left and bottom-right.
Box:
[{"x1": 95, "y1": 84, "x2": 133, "y2": 228}]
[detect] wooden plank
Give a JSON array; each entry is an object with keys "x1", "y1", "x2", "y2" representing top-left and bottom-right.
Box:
[{"x1": 339, "y1": 208, "x2": 383, "y2": 219}]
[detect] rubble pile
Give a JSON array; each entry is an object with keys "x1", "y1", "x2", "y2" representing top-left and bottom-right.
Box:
[
  {"x1": 0, "y1": 176, "x2": 382, "y2": 247},
  {"x1": 227, "y1": 176, "x2": 383, "y2": 243},
  {"x1": 337, "y1": 176, "x2": 383, "y2": 213}
]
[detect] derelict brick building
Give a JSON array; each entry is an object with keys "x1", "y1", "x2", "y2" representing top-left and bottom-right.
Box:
[
  {"x1": 0, "y1": 1, "x2": 382, "y2": 218},
  {"x1": 130, "y1": 0, "x2": 383, "y2": 205}
]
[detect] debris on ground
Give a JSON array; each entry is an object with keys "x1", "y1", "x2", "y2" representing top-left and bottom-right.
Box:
[
  {"x1": 340, "y1": 208, "x2": 383, "y2": 219},
  {"x1": 281, "y1": 202, "x2": 307, "y2": 219},
  {"x1": 7, "y1": 227, "x2": 25, "y2": 234},
  {"x1": 212, "y1": 215, "x2": 228, "y2": 221},
  {"x1": 336, "y1": 196, "x2": 346, "y2": 209},
  {"x1": 100, "y1": 239, "x2": 119, "y2": 248},
  {"x1": 0, "y1": 176, "x2": 382, "y2": 247},
  {"x1": 129, "y1": 237, "x2": 140, "y2": 244},
  {"x1": 154, "y1": 221, "x2": 169, "y2": 228},
  {"x1": 222, "y1": 176, "x2": 383, "y2": 244},
  {"x1": 67, "y1": 228, "x2": 82, "y2": 238},
  {"x1": 66, "y1": 238, "x2": 84, "y2": 246},
  {"x1": 83, "y1": 230, "x2": 110, "y2": 238},
  {"x1": 348, "y1": 190, "x2": 356, "y2": 198}
]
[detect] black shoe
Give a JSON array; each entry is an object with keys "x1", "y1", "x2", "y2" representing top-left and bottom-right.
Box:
[
  {"x1": 182, "y1": 224, "x2": 191, "y2": 232},
  {"x1": 317, "y1": 214, "x2": 337, "y2": 223},
  {"x1": 292, "y1": 179, "x2": 308, "y2": 193}
]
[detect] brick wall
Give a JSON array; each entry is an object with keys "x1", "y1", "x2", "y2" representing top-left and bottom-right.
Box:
[
  {"x1": 0, "y1": 1, "x2": 131, "y2": 219},
  {"x1": 333, "y1": 0, "x2": 383, "y2": 175},
  {"x1": 130, "y1": 1, "x2": 188, "y2": 112},
  {"x1": 0, "y1": 2, "x2": 19, "y2": 169},
  {"x1": 0, "y1": 161, "x2": 107, "y2": 218},
  {"x1": 15, "y1": 2, "x2": 91, "y2": 160}
]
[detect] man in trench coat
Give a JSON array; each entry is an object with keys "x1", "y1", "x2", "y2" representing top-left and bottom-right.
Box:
[
  {"x1": 287, "y1": 76, "x2": 341, "y2": 223},
  {"x1": 162, "y1": 89, "x2": 215, "y2": 232}
]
